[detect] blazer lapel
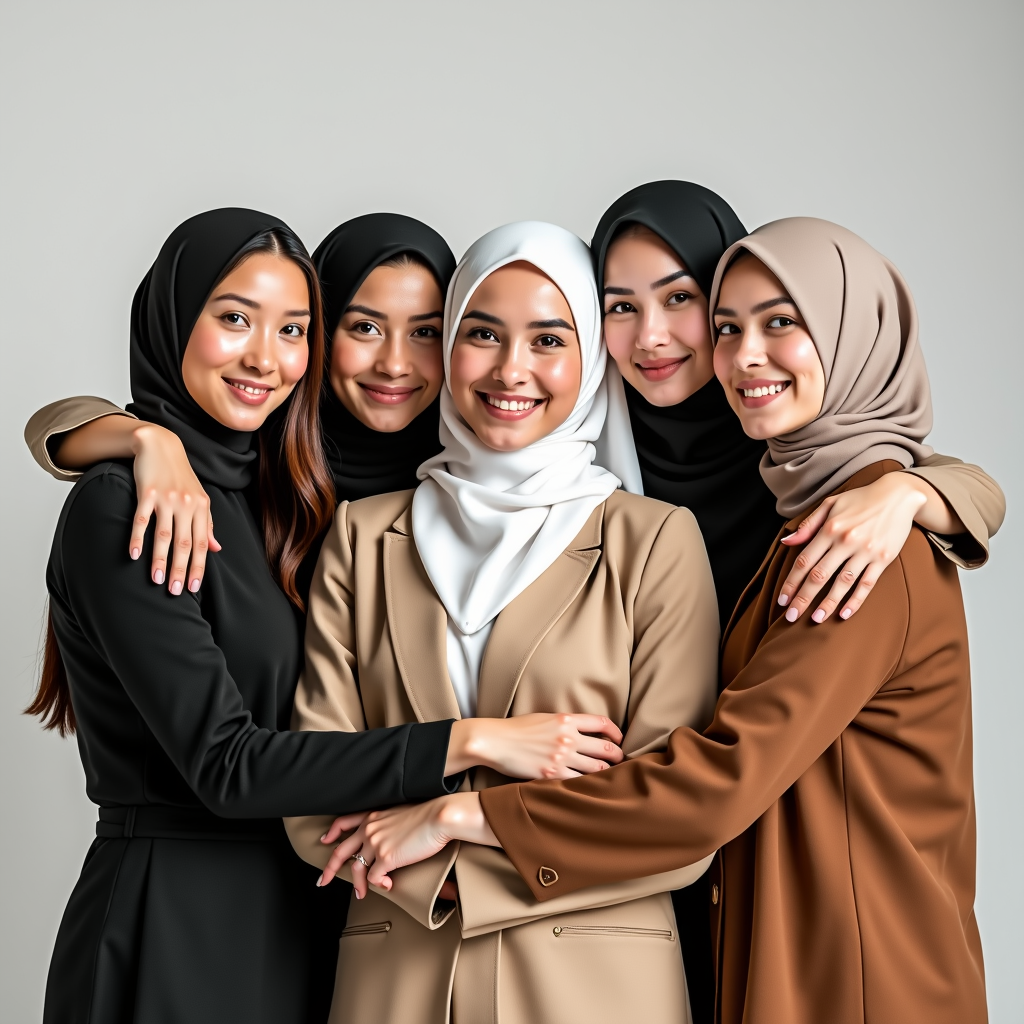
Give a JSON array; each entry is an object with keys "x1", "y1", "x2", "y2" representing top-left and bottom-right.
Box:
[
  {"x1": 384, "y1": 508, "x2": 462, "y2": 723},
  {"x1": 475, "y1": 505, "x2": 604, "y2": 720}
]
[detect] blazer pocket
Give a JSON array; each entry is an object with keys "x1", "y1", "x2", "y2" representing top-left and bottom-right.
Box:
[
  {"x1": 551, "y1": 924, "x2": 673, "y2": 940},
  {"x1": 341, "y1": 920, "x2": 392, "y2": 937}
]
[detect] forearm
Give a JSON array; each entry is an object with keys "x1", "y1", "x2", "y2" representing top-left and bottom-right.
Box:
[
  {"x1": 902, "y1": 472, "x2": 963, "y2": 535},
  {"x1": 55, "y1": 413, "x2": 147, "y2": 469}
]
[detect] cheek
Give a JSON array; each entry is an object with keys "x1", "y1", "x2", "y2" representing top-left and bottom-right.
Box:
[
  {"x1": 449, "y1": 343, "x2": 491, "y2": 394},
  {"x1": 538, "y1": 353, "x2": 582, "y2": 403},
  {"x1": 410, "y1": 344, "x2": 445, "y2": 389},
  {"x1": 774, "y1": 333, "x2": 819, "y2": 379},
  {"x1": 669, "y1": 305, "x2": 713, "y2": 355},
  {"x1": 603, "y1": 319, "x2": 636, "y2": 365},
  {"x1": 278, "y1": 342, "x2": 309, "y2": 386},
  {"x1": 187, "y1": 321, "x2": 243, "y2": 370},
  {"x1": 713, "y1": 340, "x2": 735, "y2": 385},
  {"x1": 332, "y1": 332, "x2": 375, "y2": 381}
]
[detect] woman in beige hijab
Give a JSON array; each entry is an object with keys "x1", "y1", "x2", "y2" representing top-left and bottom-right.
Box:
[{"x1": 330, "y1": 218, "x2": 989, "y2": 1024}]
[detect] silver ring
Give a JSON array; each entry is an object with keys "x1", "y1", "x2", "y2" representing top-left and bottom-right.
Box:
[{"x1": 352, "y1": 853, "x2": 370, "y2": 868}]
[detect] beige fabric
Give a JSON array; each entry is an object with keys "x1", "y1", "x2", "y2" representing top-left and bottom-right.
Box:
[
  {"x1": 285, "y1": 487, "x2": 720, "y2": 1024},
  {"x1": 710, "y1": 218, "x2": 934, "y2": 517},
  {"x1": 23, "y1": 397, "x2": 134, "y2": 481}
]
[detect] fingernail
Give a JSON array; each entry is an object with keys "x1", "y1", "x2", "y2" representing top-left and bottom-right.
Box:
[
  {"x1": 130, "y1": 547, "x2": 140, "y2": 560},
  {"x1": 170, "y1": 580, "x2": 182, "y2": 596},
  {"x1": 320, "y1": 834, "x2": 328, "y2": 843},
  {"x1": 777, "y1": 594, "x2": 789, "y2": 607},
  {"x1": 189, "y1": 578, "x2": 200, "y2": 593},
  {"x1": 812, "y1": 609, "x2": 825, "y2": 623},
  {"x1": 355, "y1": 890, "x2": 363, "y2": 900},
  {"x1": 316, "y1": 874, "x2": 323, "y2": 887},
  {"x1": 785, "y1": 607, "x2": 799, "y2": 622},
  {"x1": 781, "y1": 532, "x2": 796, "y2": 541},
  {"x1": 154, "y1": 570, "x2": 164, "y2": 585},
  {"x1": 840, "y1": 607, "x2": 852, "y2": 620}
]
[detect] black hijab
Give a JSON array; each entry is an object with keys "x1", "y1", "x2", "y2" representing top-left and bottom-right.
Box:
[
  {"x1": 127, "y1": 208, "x2": 291, "y2": 491},
  {"x1": 592, "y1": 181, "x2": 783, "y2": 624},
  {"x1": 313, "y1": 213, "x2": 456, "y2": 502}
]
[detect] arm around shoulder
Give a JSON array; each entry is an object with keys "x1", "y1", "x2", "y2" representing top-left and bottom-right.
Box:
[{"x1": 25, "y1": 396, "x2": 134, "y2": 481}]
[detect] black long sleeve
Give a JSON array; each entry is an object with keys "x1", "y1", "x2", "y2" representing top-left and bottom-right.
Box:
[{"x1": 48, "y1": 463, "x2": 452, "y2": 818}]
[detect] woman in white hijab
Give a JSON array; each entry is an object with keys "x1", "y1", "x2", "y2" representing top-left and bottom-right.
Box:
[{"x1": 286, "y1": 222, "x2": 719, "y2": 1024}]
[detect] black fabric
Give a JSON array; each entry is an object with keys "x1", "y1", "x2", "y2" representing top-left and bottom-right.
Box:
[
  {"x1": 43, "y1": 210, "x2": 456, "y2": 1024},
  {"x1": 593, "y1": 182, "x2": 784, "y2": 1024},
  {"x1": 312, "y1": 213, "x2": 455, "y2": 501},
  {"x1": 592, "y1": 182, "x2": 784, "y2": 628}
]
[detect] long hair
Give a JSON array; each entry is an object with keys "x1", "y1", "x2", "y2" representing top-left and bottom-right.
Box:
[{"x1": 29, "y1": 227, "x2": 335, "y2": 736}]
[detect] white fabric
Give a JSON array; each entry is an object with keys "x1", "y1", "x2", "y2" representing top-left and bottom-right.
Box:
[
  {"x1": 412, "y1": 221, "x2": 641, "y2": 655},
  {"x1": 446, "y1": 617, "x2": 494, "y2": 719}
]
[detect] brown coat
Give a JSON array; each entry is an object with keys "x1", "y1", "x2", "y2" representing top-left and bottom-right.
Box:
[
  {"x1": 481, "y1": 463, "x2": 987, "y2": 1024},
  {"x1": 284, "y1": 488, "x2": 721, "y2": 1024}
]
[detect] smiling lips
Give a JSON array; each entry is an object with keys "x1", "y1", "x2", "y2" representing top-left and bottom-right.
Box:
[
  {"x1": 224, "y1": 378, "x2": 273, "y2": 406},
  {"x1": 478, "y1": 391, "x2": 544, "y2": 419},
  {"x1": 737, "y1": 379, "x2": 791, "y2": 408},
  {"x1": 359, "y1": 383, "x2": 421, "y2": 405},
  {"x1": 636, "y1": 355, "x2": 690, "y2": 382}
]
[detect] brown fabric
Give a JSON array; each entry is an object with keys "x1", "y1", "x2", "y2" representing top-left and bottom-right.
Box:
[
  {"x1": 482, "y1": 462, "x2": 986, "y2": 1024},
  {"x1": 285, "y1": 487, "x2": 720, "y2": 1024},
  {"x1": 23, "y1": 397, "x2": 135, "y2": 481},
  {"x1": 710, "y1": 218, "x2": 934, "y2": 516}
]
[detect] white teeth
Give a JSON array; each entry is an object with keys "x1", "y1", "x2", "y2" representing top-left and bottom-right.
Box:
[
  {"x1": 485, "y1": 394, "x2": 537, "y2": 411},
  {"x1": 230, "y1": 381, "x2": 268, "y2": 395},
  {"x1": 742, "y1": 383, "x2": 786, "y2": 398}
]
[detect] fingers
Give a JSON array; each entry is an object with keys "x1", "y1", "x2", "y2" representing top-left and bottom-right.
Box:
[
  {"x1": 777, "y1": 526, "x2": 838, "y2": 612},
  {"x1": 320, "y1": 812, "x2": 368, "y2": 845},
  {"x1": 166, "y1": 500, "x2": 195, "y2": 597},
  {"x1": 349, "y1": 853, "x2": 372, "y2": 899},
  {"x1": 808, "y1": 555, "x2": 869, "y2": 623},
  {"x1": 783, "y1": 542, "x2": 855, "y2": 622},
  {"x1": 572, "y1": 733, "x2": 624, "y2": 765},
  {"x1": 187, "y1": 509, "x2": 209, "y2": 594},
  {"x1": 150, "y1": 501, "x2": 174, "y2": 587},
  {"x1": 207, "y1": 514, "x2": 222, "y2": 553},
  {"x1": 129, "y1": 490, "x2": 157, "y2": 564},
  {"x1": 563, "y1": 714, "x2": 623, "y2": 746},
  {"x1": 561, "y1": 753, "x2": 615, "y2": 776},
  {"x1": 838, "y1": 560, "x2": 886, "y2": 621},
  {"x1": 779, "y1": 497, "x2": 834, "y2": 548},
  {"x1": 317, "y1": 826, "x2": 369, "y2": 888}
]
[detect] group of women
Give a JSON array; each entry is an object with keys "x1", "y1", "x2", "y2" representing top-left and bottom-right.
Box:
[{"x1": 25, "y1": 181, "x2": 1003, "y2": 1024}]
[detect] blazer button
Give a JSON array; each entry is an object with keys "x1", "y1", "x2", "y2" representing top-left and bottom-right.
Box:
[
  {"x1": 538, "y1": 866, "x2": 559, "y2": 887},
  {"x1": 711, "y1": 884, "x2": 719, "y2": 905}
]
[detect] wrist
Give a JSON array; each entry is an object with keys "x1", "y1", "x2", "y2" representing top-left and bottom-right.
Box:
[
  {"x1": 436, "y1": 792, "x2": 488, "y2": 844},
  {"x1": 130, "y1": 421, "x2": 181, "y2": 458}
]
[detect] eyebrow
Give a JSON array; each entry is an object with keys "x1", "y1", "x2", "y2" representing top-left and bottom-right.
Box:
[
  {"x1": 462, "y1": 309, "x2": 505, "y2": 326},
  {"x1": 345, "y1": 303, "x2": 386, "y2": 320},
  {"x1": 713, "y1": 306, "x2": 736, "y2": 317},
  {"x1": 751, "y1": 296, "x2": 795, "y2": 314},
  {"x1": 650, "y1": 269, "x2": 692, "y2": 289},
  {"x1": 211, "y1": 292, "x2": 259, "y2": 308},
  {"x1": 528, "y1": 318, "x2": 575, "y2": 331},
  {"x1": 409, "y1": 310, "x2": 443, "y2": 322},
  {"x1": 603, "y1": 286, "x2": 634, "y2": 296}
]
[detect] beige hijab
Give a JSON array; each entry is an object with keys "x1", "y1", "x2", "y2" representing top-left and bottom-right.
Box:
[{"x1": 709, "y1": 217, "x2": 933, "y2": 517}]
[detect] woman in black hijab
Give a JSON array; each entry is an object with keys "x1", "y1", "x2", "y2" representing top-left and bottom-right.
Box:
[{"x1": 30, "y1": 209, "x2": 464, "y2": 1024}]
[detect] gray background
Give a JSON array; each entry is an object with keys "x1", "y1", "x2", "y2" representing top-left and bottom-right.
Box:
[{"x1": 1, "y1": 0, "x2": 1020, "y2": 1019}]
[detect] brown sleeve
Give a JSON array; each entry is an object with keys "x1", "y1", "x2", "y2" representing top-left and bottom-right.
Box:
[
  {"x1": 24, "y1": 396, "x2": 136, "y2": 482},
  {"x1": 905, "y1": 453, "x2": 1005, "y2": 568},
  {"x1": 481, "y1": 538, "x2": 914, "y2": 902}
]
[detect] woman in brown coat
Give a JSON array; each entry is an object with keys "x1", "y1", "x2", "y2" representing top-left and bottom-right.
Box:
[{"x1": 331, "y1": 218, "x2": 989, "y2": 1023}]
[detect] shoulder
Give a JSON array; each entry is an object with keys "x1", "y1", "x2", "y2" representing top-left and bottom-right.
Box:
[
  {"x1": 319, "y1": 488, "x2": 415, "y2": 563},
  {"x1": 59, "y1": 461, "x2": 137, "y2": 531},
  {"x1": 601, "y1": 490, "x2": 706, "y2": 566}
]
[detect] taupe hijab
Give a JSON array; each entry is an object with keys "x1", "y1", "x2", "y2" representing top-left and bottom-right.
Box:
[{"x1": 710, "y1": 217, "x2": 933, "y2": 517}]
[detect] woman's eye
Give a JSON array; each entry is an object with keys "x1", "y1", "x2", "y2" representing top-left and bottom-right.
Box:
[
  {"x1": 606, "y1": 301, "x2": 636, "y2": 315},
  {"x1": 716, "y1": 322, "x2": 740, "y2": 336},
  {"x1": 534, "y1": 334, "x2": 565, "y2": 349},
  {"x1": 468, "y1": 327, "x2": 498, "y2": 342},
  {"x1": 412, "y1": 326, "x2": 440, "y2": 339},
  {"x1": 354, "y1": 321, "x2": 381, "y2": 336},
  {"x1": 666, "y1": 291, "x2": 690, "y2": 306},
  {"x1": 222, "y1": 312, "x2": 248, "y2": 327},
  {"x1": 281, "y1": 324, "x2": 305, "y2": 338},
  {"x1": 766, "y1": 315, "x2": 796, "y2": 329}
]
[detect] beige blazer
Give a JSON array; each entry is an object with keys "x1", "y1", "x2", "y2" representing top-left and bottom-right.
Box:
[{"x1": 285, "y1": 488, "x2": 721, "y2": 1024}]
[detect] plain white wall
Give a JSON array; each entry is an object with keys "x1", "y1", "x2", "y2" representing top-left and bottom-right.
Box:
[{"x1": 1, "y1": 0, "x2": 1020, "y2": 1019}]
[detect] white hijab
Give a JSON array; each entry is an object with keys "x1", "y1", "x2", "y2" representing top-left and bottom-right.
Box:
[{"x1": 412, "y1": 221, "x2": 641, "y2": 638}]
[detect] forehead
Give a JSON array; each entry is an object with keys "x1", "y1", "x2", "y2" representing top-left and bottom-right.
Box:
[
  {"x1": 605, "y1": 226, "x2": 682, "y2": 274},
  {"x1": 355, "y1": 262, "x2": 442, "y2": 302},
  {"x1": 215, "y1": 251, "x2": 309, "y2": 300},
  {"x1": 718, "y1": 254, "x2": 789, "y2": 301},
  {"x1": 467, "y1": 261, "x2": 570, "y2": 312}
]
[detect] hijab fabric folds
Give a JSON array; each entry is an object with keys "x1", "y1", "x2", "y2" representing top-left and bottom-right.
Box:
[
  {"x1": 312, "y1": 214, "x2": 456, "y2": 501},
  {"x1": 412, "y1": 221, "x2": 638, "y2": 639},
  {"x1": 710, "y1": 218, "x2": 934, "y2": 517},
  {"x1": 127, "y1": 208, "x2": 290, "y2": 490},
  {"x1": 591, "y1": 181, "x2": 781, "y2": 625}
]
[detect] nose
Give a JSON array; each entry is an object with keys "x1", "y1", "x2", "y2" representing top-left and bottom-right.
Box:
[
  {"x1": 733, "y1": 327, "x2": 768, "y2": 370},
  {"x1": 242, "y1": 322, "x2": 277, "y2": 376},
  {"x1": 376, "y1": 331, "x2": 410, "y2": 378},
  {"x1": 636, "y1": 305, "x2": 670, "y2": 352},
  {"x1": 493, "y1": 337, "x2": 529, "y2": 388}
]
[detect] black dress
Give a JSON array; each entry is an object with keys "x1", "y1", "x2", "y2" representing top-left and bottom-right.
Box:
[{"x1": 42, "y1": 209, "x2": 456, "y2": 1024}]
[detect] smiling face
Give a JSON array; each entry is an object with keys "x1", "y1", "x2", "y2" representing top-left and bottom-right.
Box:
[
  {"x1": 330, "y1": 260, "x2": 445, "y2": 432},
  {"x1": 602, "y1": 225, "x2": 714, "y2": 406},
  {"x1": 713, "y1": 254, "x2": 825, "y2": 439},
  {"x1": 181, "y1": 251, "x2": 311, "y2": 431},
  {"x1": 449, "y1": 261, "x2": 582, "y2": 452}
]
